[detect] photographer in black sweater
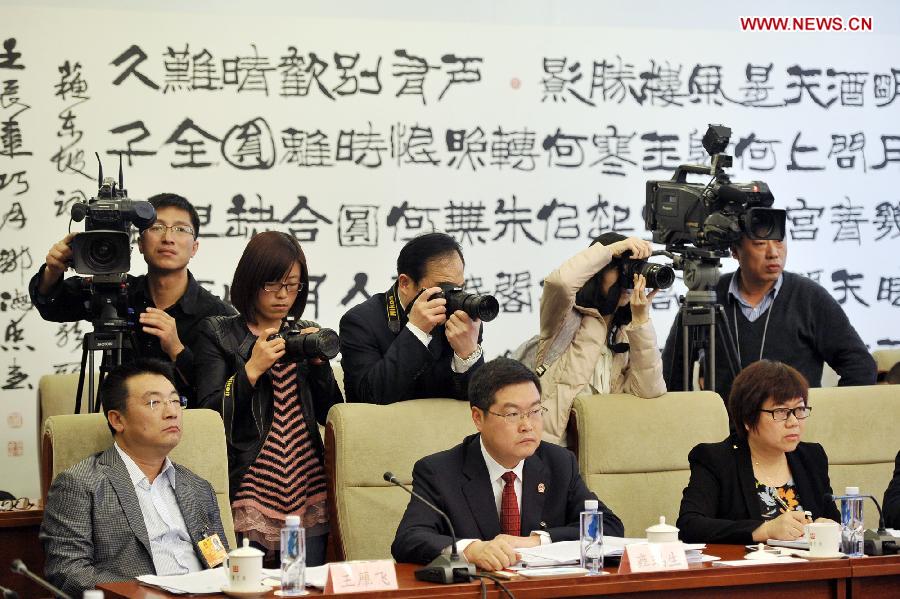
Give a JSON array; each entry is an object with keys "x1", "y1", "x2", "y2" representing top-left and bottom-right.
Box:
[{"x1": 663, "y1": 236, "x2": 875, "y2": 399}]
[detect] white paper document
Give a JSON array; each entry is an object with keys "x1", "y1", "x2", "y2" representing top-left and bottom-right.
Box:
[
  {"x1": 137, "y1": 568, "x2": 228, "y2": 595},
  {"x1": 766, "y1": 538, "x2": 810, "y2": 550},
  {"x1": 511, "y1": 537, "x2": 704, "y2": 569},
  {"x1": 138, "y1": 565, "x2": 331, "y2": 594},
  {"x1": 713, "y1": 557, "x2": 808, "y2": 567}
]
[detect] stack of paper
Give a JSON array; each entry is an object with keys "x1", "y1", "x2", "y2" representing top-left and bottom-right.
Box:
[
  {"x1": 512, "y1": 539, "x2": 715, "y2": 570},
  {"x1": 137, "y1": 565, "x2": 331, "y2": 594},
  {"x1": 137, "y1": 568, "x2": 228, "y2": 595}
]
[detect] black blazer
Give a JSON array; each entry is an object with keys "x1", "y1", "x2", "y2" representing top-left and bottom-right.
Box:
[
  {"x1": 339, "y1": 290, "x2": 483, "y2": 404},
  {"x1": 391, "y1": 433, "x2": 624, "y2": 564},
  {"x1": 677, "y1": 435, "x2": 841, "y2": 544},
  {"x1": 884, "y1": 450, "x2": 900, "y2": 529},
  {"x1": 192, "y1": 314, "x2": 343, "y2": 499}
]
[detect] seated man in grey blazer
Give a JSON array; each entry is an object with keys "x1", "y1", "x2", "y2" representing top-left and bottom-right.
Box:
[
  {"x1": 391, "y1": 357, "x2": 624, "y2": 571},
  {"x1": 40, "y1": 359, "x2": 229, "y2": 598}
]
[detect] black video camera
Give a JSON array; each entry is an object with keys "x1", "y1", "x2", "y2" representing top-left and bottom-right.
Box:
[
  {"x1": 431, "y1": 283, "x2": 500, "y2": 322},
  {"x1": 269, "y1": 317, "x2": 341, "y2": 361},
  {"x1": 69, "y1": 156, "x2": 155, "y2": 275},
  {"x1": 643, "y1": 124, "x2": 786, "y2": 251}
]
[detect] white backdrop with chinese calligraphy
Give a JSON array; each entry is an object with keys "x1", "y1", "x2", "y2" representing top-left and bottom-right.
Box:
[{"x1": 2, "y1": 0, "x2": 899, "y2": 497}]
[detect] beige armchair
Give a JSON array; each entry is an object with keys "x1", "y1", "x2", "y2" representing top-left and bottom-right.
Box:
[
  {"x1": 873, "y1": 349, "x2": 900, "y2": 378},
  {"x1": 41, "y1": 409, "x2": 236, "y2": 549},
  {"x1": 325, "y1": 399, "x2": 474, "y2": 561},
  {"x1": 570, "y1": 391, "x2": 729, "y2": 537},
  {"x1": 803, "y1": 385, "x2": 899, "y2": 530},
  {"x1": 38, "y1": 372, "x2": 98, "y2": 433}
]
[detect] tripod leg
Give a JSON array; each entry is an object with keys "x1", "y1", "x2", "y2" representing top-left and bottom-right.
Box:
[
  {"x1": 681, "y1": 312, "x2": 692, "y2": 391},
  {"x1": 75, "y1": 336, "x2": 89, "y2": 415},
  {"x1": 715, "y1": 305, "x2": 741, "y2": 381}
]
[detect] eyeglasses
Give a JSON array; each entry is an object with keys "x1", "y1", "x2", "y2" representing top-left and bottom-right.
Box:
[
  {"x1": 144, "y1": 223, "x2": 196, "y2": 238},
  {"x1": 759, "y1": 406, "x2": 812, "y2": 421},
  {"x1": 143, "y1": 396, "x2": 188, "y2": 411},
  {"x1": 263, "y1": 281, "x2": 304, "y2": 294},
  {"x1": 486, "y1": 405, "x2": 548, "y2": 425},
  {"x1": 0, "y1": 497, "x2": 34, "y2": 511}
]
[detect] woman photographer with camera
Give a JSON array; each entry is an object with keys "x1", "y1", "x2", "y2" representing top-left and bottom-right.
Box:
[
  {"x1": 535, "y1": 232, "x2": 668, "y2": 445},
  {"x1": 193, "y1": 231, "x2": 343, "y2": 566}
]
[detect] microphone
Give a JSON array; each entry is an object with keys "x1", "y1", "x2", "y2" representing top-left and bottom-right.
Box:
[
  {"x1": 383, "y1": 471, "x2": 476, "y2": 584},
  {"x1": 10, "y1": 559, "x2": 74, "y2": 599},
  {"x1": 824, "y1": 493, "x2": 898, "y2": 556}
]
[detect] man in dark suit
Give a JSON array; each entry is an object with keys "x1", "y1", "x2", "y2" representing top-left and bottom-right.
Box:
[
  {"x1": 885, "y1": 450, "x2": 900, "y2": 529},
  {"x1": 391, "y1": 357, "x2": 624, "y2": 571},
  {"x1": 40, "y1": 359, "x2": 229, "y2": 598},
  {"x1": 340, "y1": 232, "x2": 485, "y2": 404}
]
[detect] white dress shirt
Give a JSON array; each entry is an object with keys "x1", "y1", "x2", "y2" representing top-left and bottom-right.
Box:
[
  {"x1": 448, "y1": 437, "x2": 550, "y2": 557},
  {"x1": 114, "y1": 443, "x2": 203, "y2": 576}
]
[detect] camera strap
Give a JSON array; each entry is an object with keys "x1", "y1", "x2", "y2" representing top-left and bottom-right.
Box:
[{"x1": 385, "y1": 282, "x2": 405, "y2": 334}]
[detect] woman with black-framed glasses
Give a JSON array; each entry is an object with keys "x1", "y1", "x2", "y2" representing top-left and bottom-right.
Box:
[
  {"x1": 677, "y1": 359, "x2": 840, "y2": 544},
  {"x1": 193, "y1": 231, "x2": 343, "y2": 567}
]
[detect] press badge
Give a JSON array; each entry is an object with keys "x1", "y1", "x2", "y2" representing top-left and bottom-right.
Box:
[{"x1": 197, "y1": 533, "x2": 227, "y2": 568}]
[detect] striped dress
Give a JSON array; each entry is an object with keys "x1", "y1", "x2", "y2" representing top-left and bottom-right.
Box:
[{"x1": 232, "y1": 360, "x2": 328, "y2": 550}]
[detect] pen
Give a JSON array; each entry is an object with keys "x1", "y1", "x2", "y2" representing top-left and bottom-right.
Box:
[{"x1": 773, "y1": 493, "x2": 791, "y2": 513}]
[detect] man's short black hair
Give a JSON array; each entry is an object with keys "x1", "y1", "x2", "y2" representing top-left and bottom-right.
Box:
[
  {"x1": 100, "y1": 359, "x2": 177, "y2": 436},
  {"x1": 147, "y1": 193, "x2": 200, "y2": 238},
  {"x1": 469, "y1": 357, "x2": 541, "y2": 411},
  {"x1": 396, "y1": 232, "x2": 464, "y2": 283}
]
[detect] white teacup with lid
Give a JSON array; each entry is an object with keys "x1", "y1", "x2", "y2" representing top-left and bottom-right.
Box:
[
  {"x1": 224, "y1": 538, "x2": 265, "y2": 592},
  {"x1": 646, "y1": 516, "x2": 679, "y2": 543}
]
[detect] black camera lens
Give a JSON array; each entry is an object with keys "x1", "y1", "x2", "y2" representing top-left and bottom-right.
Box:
[
  {"x1": 89, "y1": 239, "x2": 116, "y2": 267},
  {"x1": 71, "y1": 230, "x2": 132, "y2": 275},
  {"x1": 438, "y1": 285, "x2": 500, "y2": 322},
  {"x1": 283, "y1": 328, "x2": 341, "y2": 361},
  {"x1": 641, "y1": 262, "x2": 675, "y2": 289},
  {"x1": 744, "y1": 207, "x2": 786, "y2": 241},
  {"x1": 623, "y1": 260, "x2": 675, "y2": 290}
]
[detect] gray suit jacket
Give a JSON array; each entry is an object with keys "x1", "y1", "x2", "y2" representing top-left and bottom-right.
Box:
[{"x1": 39, "y1": 445, "x2": 228, "y2": 598}]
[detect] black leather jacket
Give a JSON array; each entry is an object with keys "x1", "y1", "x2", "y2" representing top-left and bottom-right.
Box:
[{"x1": 192, "y1": 314, "x2": 344, "y2": 499}]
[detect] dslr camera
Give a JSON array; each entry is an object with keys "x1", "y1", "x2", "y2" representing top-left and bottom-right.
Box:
[
  {"x1": 643, "y1": 124, "x2": 786, "y2": 251},
  {"x1": 619, "y1": 251, "x2": 675, "y2": 290},
  {"x1": 69, "y1": 159, "x2": 155, "y2": 275},
  {"x1": 269, "y1": 317, "x2": 341, "y2": 361},
  {"x1": 430, "y1": 283, "x2": 500, "y2": 322}
]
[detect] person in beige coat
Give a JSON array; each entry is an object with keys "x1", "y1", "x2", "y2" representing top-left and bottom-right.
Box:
[{"x1": 537, "y1": 233, "x2": 667, "y2": 445}]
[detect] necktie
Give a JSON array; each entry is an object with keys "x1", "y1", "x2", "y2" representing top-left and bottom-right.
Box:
[{"x1": 500, "y1": 471, "x2": 520, "y2": 537}]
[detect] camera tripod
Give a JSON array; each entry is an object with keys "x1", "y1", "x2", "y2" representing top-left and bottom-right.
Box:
[
  {"x1": 666, "y1": 248, "x2": 741, "y2": 393},
  {"x1": 74, "y1": 275, "x2": 139, "y2": 414}
]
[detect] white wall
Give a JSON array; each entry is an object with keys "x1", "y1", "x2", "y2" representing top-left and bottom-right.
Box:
[{"x1": 1, "y1": 1, "x2": 898, "y2": 497}]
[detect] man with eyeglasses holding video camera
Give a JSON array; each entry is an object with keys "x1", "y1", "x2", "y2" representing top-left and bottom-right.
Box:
[{"x1": 29, "y1": 193, "x2": 235, "y2": 399}]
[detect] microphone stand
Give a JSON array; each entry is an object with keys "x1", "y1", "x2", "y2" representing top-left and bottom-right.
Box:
[
  {"x1": 384, "y1": 472, "x2": 476, "y2": 584},
  {"x1": 10, "y1": 559, "x2": 73, "y2": 599}
]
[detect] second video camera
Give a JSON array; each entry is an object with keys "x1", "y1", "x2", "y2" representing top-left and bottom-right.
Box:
[{"x1": 643, "y1": 124, "x2": 786, "y2": 251}]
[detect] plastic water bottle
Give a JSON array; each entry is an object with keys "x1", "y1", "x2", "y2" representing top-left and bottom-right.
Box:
[
  {"x1": 839, "y1": 486, "x2": 865, "y2": 557},
  {"x1": 280, "y1": 515, "x2": 306, "y2": 596},
  {"x1": 580, "y1": 499, "x2": 604, "y2": 575}
]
